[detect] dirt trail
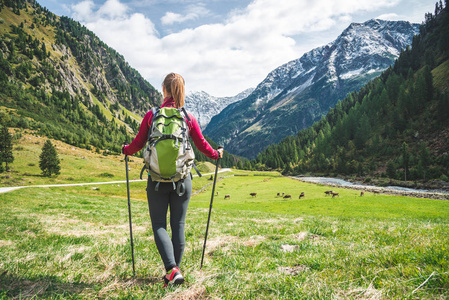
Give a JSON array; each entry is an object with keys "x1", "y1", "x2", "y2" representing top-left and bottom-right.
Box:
[{"x1": 0, "y1": 169, "x2": 232, "y2": 194}]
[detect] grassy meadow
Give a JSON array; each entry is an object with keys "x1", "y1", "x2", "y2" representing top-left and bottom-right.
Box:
[
  {"x1": 1, "y1": 130, "x2": 145, "y2": 187},
  {"x1": 0, "y1": 133, "x2": 448, "y2": 299},
  {"x1": 0, "y1": 129, "x2": 220, "y2": 189},
  {"x1": 1, "y1": 166, "x2": 449, "y2": 299}
]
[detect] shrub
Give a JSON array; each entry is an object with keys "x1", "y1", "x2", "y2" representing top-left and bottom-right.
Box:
[
  {"x1": 99, "y1": 172, "x2": 114, "y2": 178},
  {"x1": 428, "y1": 166, "x2": 442, "y2": 180}
]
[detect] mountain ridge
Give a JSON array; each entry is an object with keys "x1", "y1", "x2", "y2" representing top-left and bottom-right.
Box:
[
  {"x1": 0, "y1": 0, "x2": 160, "y2": 153},
  {"x1": 185, "y1": 88, "x2": 254, "y2": 129},
  {"x1": 0, "y1": 0, "x2": 250, "y2": 168},
  {"x1": 204, "y1": 19, "x2": 420, "y2": 159},
  {"x1": 253, "y1": 3, "x2": 449, "y2": 184}
]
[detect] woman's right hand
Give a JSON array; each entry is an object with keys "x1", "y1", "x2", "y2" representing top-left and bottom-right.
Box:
[
  {"x1": 217, "y1": 147, "x2": 224, "y2": 158},
  {"x1": 122, "y1": 142, "x2": 128, "y2": 154}
]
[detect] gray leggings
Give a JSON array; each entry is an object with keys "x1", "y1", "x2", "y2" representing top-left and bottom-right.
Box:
[{"x1": 147, "y1": 176, "x2": 192, "y2": 271}]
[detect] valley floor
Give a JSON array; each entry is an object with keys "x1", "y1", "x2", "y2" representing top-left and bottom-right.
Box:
[{"x1": 1, "y1": 170, "x2": 448, "y2": 299}]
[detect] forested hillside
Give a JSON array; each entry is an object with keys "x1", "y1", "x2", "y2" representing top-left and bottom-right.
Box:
[
  {"x1": 0, "y1": 0, "x2": 160, "y2": 153},
  {"x1": 192, "y1": 135, "x2": 250, "y2": 170},
  {"x1": 254, "y1": 2, "x2": 449, "y2": 183},
  {"x1": 0, "y1": 0, "x2": 249, "y2": 169}
]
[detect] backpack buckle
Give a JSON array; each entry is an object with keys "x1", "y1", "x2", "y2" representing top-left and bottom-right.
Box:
[{"x1": 176, "y1": 180, "x2": 186, "y2": 196}]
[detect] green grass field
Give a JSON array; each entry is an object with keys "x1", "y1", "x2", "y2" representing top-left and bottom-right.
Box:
[
  {"x1": 0, "y1": 130, "x2": 221, "y2": 188},
  {"x1": 1, "y1": 169, "x2": 448, "y2": 299}
]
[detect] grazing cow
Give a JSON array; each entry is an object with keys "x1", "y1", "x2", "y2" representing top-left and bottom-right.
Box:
[
  {"x1": 360, "y1": 191, "x2": 364, "y2": 197},
  {"x1": 224, "y1": 194, "x2": 231, "y2": 199},
  {"x1": 331, "y1": 191, "x2": 339, "y2": 198},
  {"x1": 324, "y1": 191, "x2": 333, "y2": 196},
  {"x1": 283, "y1": 194, "x2": 292, "y2": 199},
  {"x1": 250, "y1": 193, "x2": 257, "y2": 197},
  {"x1": 277, "y1": 192, "x2": 281, "y2": 197},
  {"x1": 299, "y1": 192, "x2": 305, "y2": 199},
  {"x1": 216, "y1": 191, "x2": 219, "y2": 196}
]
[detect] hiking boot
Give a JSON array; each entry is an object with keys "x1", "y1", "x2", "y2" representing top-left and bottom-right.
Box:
[{"x1": 164, "y1": 266, "x2": 184, "y2": 287}]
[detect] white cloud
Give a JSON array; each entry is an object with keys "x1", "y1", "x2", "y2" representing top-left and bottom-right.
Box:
[
  {"x1": 161, "y1": 5, "x2": 210, "y2": 25},
  {"x1": 70, "y1": 0, "x2": 405, "y2": 96},
  {"x1": 71, "y1": 0, "x2": 95, "y2": 22},
  {"x1": 72, "y1": 0, "x2": 129, "y2": 22},
  {"x1": 161, "y1": 12, "x2": 184, "y2": 25},
  {"x1": 98, "y1": 0, "x2": 128, "y2": 19},
  {"x1": 376, "y1": 13, "x2": 401, "y2": 21}
]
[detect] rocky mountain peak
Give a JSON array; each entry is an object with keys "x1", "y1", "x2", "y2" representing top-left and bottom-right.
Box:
[
  {"x1": 185, "y1": 88, "x2": 254, "y2": 129},
  {"x1": 204, "y1": 19, "x2": 420, "y2": 158}
]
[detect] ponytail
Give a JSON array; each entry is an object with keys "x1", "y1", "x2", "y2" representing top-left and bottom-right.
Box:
[{"x1": 163, "y1": 73, "x2": 185, "y2": 108}]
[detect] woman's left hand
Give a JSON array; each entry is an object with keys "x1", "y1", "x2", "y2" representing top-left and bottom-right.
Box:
[{"x1": 217, "y1": 147, "x2": 224, "y2": 158}]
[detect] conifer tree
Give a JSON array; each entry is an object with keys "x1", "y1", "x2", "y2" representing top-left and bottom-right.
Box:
[
  {"x1": 236, "y1": 160, "x2": 243, "y2": 170},
  {"x1": 0, "y1": 125, "x2": 14, "y2": 172},
  {"x1": 386, "y1": 160, "x2": 397, "y2": 179},
  {"x1": 354, "y1": 113, "x2": 371, "y2": 149},
  {"x1": 419, "y1": 143, "x2": 432, "y2": 180},
  {"x1": 39, "y1": 140, "x2": 61, "y2": 176},
  {"x1": 401, "y1": 142, "x2": 410, "y2": 181}
]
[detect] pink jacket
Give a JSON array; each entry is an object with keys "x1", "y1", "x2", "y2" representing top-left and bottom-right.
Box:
[{"x1": 123, "y1": 97, "x2": 219, "y2": 159}]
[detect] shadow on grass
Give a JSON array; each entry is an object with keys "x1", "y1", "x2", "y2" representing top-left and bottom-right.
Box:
[
  {"x1": 0, "y1": 271, "x2": 91, "y2": 298},
  {"x1": 0, "y1": 271, "x2": 162, "y2": 298},
  {"x1": 22, "y1": 173, "x2": 45, "y2": 177},
  {"x1": 127, "y1": 276, "x2": 162, "y2": 286}
]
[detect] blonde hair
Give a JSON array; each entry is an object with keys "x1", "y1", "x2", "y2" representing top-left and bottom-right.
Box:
[{"x1": 163, "y1": 73, "x2": 185, "y2": 108}]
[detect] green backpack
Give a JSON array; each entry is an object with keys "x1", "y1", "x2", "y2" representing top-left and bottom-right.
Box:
[{"x1": 141, "y1": 107, "x2": 200, "y2": 195}]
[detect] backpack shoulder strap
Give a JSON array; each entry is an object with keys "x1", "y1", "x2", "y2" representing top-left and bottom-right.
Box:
[
  {"x1": 148, "y1": 107, "x2": 160, "y2": 140},
  {"x1": 181, "y1": 107, "x2": 191, "y2": 122},
  {"x1": 151, "y1": 107, "x2": 159, "y2": 117}
]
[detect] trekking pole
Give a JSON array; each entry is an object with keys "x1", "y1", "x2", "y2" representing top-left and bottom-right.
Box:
[
  {"x1": 200, "y1": 147, "x2": 222, "y2": 269},
  {"x1": 125, "y1": 155, "x2": 136, "y2": 277}
]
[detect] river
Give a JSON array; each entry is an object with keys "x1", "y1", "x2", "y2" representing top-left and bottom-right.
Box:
[{"x1": 297, "y1": 176, "x2": 449, "y2": 195}]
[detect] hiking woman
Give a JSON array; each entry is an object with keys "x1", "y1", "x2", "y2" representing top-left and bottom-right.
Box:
[{"x1": 122, "y1": 73, "x2": 223, "y2": 286}]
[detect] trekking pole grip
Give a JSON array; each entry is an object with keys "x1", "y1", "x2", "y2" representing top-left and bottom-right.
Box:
[
  {"x1": 217, "y1": 146, "x2": 223, "y2": 159},
  {"x1": 122, "y1": 142, "x2": 128, "y2": 155}
]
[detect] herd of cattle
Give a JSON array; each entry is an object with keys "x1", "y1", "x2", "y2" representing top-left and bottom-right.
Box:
[{"x1": 219, "y1": 190, "x2": 366, "y2": 200}]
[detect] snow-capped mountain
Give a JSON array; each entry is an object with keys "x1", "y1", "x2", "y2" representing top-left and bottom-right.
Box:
[
  {"x1": 185, "y1": 88, "x2": 254, "y2": 129},
  {"x1": 204, "y1": 19, "x2": 420, "y2": 158}
]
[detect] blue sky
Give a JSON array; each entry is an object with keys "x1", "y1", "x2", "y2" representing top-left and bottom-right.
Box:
[{"x1": 38, "y1": 0, "x2": 437, "y2": 97}]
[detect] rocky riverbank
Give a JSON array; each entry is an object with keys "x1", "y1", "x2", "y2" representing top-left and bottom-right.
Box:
[{"x1": 292, "y1": 176, "x2": 449, "y2": 200}]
